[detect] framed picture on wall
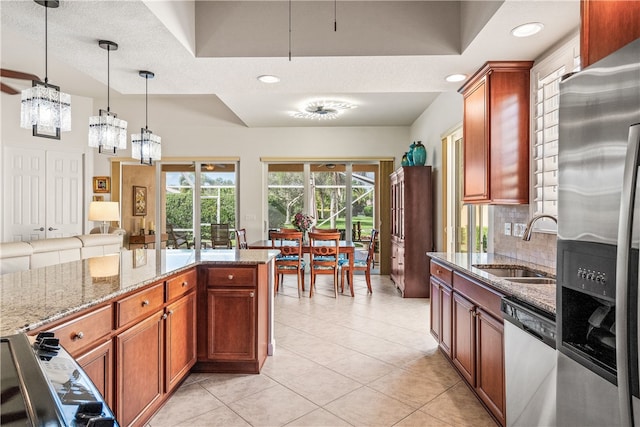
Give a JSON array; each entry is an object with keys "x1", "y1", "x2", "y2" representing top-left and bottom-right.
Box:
[
  {"x1": 92, "y1": 195, "x2": 104, "y2": 201},
  {"x1": 93, "y1": 176, "x2": 110, "y2": 193},
  {"x1": 133, "y1": 186, "x2": 147, "y2": 216}
]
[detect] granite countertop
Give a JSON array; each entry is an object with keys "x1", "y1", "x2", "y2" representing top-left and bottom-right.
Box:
[
  {"x1": 427, "y1": 252, "x2": 556, "y2": 315},
  {"x1": 0, "y1": 248, "x2": 278, "y2": 336}
]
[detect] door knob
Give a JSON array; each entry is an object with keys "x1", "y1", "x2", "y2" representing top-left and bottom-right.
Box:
[
  {"x1": 48, "y1": 227, "x2": 58, "y2": 231},
  {"x1": 33, "y1": 227, "x2": 44, "y2": 231}
]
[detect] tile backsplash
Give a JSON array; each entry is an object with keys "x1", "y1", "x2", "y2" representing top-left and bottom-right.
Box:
[{"x1": 493, "y1": 205, "x2": 557, "y2": 269}]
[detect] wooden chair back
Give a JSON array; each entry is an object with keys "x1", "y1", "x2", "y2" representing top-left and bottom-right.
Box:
[
  {"x1": 211, "y1": 223, "x2": 231, "y2": 248},
  {"x1": 271, "y1": 231, "x2": 304, "y2": 297},
  {"x1": 308, "y1": 231, "x2": 341, "y2": 298},
  {"x1": 236, "y1": 228, "x2": 248, "y2": 249}
]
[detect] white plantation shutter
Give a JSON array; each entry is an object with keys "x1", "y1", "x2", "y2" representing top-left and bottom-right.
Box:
[{"x1": 530, "y1": 34, "x2": 580, "y2": 232}]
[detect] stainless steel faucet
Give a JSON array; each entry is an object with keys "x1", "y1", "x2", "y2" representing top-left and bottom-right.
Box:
[{"x1": 522, "y1": 214, "x2": 557, "y2": 241}]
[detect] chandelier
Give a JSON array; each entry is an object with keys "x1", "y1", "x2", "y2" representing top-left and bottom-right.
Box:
[
  {"x1": 88, "y1": 40, "x2": 127, "y2": 154},
  {"x1": 131, "y1": 71, "x2": 161, "y2": 165},
  {"x1": 291, "y1": 100, "x2": 357, "y2": 121},
  {"x1": 20, "y1": 0, "x2": 71, "y2": 139}
]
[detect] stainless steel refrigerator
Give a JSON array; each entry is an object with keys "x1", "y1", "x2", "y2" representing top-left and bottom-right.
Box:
[{"x1": 557, "y1": 38, "x2": 640, "y2": 426}]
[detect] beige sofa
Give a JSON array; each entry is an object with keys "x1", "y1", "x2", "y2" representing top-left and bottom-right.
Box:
[{"x1": 0, "y1": 234, "x2": 123, "y2": 274}]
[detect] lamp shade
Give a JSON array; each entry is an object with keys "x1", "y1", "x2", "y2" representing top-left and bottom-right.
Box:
[{"x1": 88, "y1": 201, "x2": 120, "y2": 222}]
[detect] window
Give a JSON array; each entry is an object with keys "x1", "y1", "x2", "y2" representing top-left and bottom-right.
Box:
[{"x1": 530, "y1": 33, "x2": 580, "y2": 232}]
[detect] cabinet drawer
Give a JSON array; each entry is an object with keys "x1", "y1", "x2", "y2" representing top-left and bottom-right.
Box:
[
  {"x1": 116, "y1": 283, "x2": 164, "y2": 328},
  {"x1": 166, "y1": 269, "x2": 197, "y2": 301},
  {"x1": 49, "y1": 304, "x2": 113, "y2": 357},
  {"x1": 206, "y1": 267, "x2": 256, "y2": 287},
  {"x1": 430, "y1": 261, "x2": 453, "y2": 285},
  {"x1": 452, "y1": 272, "x2": 503, "y2": 319}
]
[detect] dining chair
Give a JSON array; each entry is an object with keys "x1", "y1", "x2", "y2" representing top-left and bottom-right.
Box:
[
  {"x1": 340, "y1": 229, "x2": 377, "y2": 295},
  {"x1": 211, "y1": 223, "x2": 231, "y2": 248},
  {"x1": 308, "y1": 231, "x2": 341, "y2": 298},
  {"x1": 271, "y1": 231, "x2": 305, "y2": 297},
  {"x1": 166, "y1": 223, "x2": 191, "y2": 249},
  {"x1": 235, "y1": 228, "x2": 248, "y2": 249}
]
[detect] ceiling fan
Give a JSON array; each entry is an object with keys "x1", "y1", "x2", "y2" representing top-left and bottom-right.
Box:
[{"x1": 1, "y1": 69, "x2": 41, "y2": 95}]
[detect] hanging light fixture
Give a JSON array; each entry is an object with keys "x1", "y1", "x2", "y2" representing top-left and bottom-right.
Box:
[
  {"x1": 20, "y1": 0, "x2": 71, "y2": 139},
  {"x1": 131, "y1": 71, "x2": 161, "y2": 165},
  {"x1": 88, "y1": 40, "x2": 127, "y2": 154}
]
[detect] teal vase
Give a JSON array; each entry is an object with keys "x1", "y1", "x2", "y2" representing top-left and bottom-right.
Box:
[
  {"x1": 413, "y1": 141, "x2": 427, "y2": 166},
  {"x1": 401, "y1": 153, "x2": 410, "y2": 167},
  {"x1": 407, "y1": 142, "x2": 416, "y2": 166}
]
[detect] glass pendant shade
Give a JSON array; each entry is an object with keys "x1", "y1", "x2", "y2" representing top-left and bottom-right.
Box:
[
  {"x1": 20, "y1": 81, "x2": 71, "y2": 135},
  {"x1": 131, "y1": 128, "x2": 161, "y2": 165},
  {"x1": 89, "y1": 110, "x2": 127, "y2": 153}
]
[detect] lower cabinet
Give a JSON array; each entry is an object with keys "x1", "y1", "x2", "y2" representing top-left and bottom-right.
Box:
[
  {"x1": 165, "y1": 292, "x2": 197, "y2": 393},
  {"x1": 430, "y1": 260, "x2": 505, "y2": 426},
  {"x1": 207, "y1": 289, "x2": 256, "y2": 361},
  {"x1": 116, "y1": 310, "x2": 164, "y2": 427},
  {"x1": 76, "y1": 339, "x2": 113, "y2": 409}
]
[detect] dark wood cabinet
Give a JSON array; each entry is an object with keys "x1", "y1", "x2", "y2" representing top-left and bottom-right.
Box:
[
  {"x1": 165, "y1": 291, "x2": 197, "y2": 393},
  {"x1": 429, "y1": 260, "x2": 453, "y2": 357},
  {"x1": 76, "y1": 339, "x2": 113, "y2": 409},
  {"x1": 459, "y1": 61, "x2": 533, "y2": 204},
  {"x1": 196, "y1": 264, "x2": 269, "y2": 373},
  {"x1": 476, "y1": 307, "x2": 505, "y2": 425},
  {"x1": 452, "y1": 292, "x2": 476, "y2": 385},
  {"x1": 389, "y1": 166, "x2": 433, "y2": 297},
  {"x1": 116, "y1": 309, "x2": 164, "y2": 427},
  {"x1": 581, "y1": 0, "x2": 640, "y2": 68}
]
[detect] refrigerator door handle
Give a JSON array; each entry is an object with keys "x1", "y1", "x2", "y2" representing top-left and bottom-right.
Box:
[{"x1": 616, "y1": 123, "x2": 640, "y2": 427}]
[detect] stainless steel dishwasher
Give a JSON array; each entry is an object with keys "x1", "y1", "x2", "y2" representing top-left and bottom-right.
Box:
[{"x1": 501, "y1": 296, "x2": 557, "y2": 427}]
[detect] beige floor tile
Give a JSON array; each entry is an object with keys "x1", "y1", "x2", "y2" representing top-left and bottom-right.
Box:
[
  {"x1": 324, "y1": 386, "x2": 415, "y2": 427},
  {"x1": 175, "y1": 405, "x2": 252, "y2": 427},
  {"x1": 148, "y1": 383, "x2": 224, "y2": 426},
  {"x1": 285, "y1": 408, "x2": 353, "y2": 426},
  {"x1": 199, "y1": 373, "x2": 279, "y2": 405},
  {"x1": 393, "y1": 410, "x2": 454, "y2": 427},
  {"x1": 401, "y1": 350, "x2": 463, "y2": 387},
  {"x1": 368, "y1": 368, "x2": 452, "y2": 409},
  {"x1": 275, "y1": 364, "x2": 362, "y2": 406},
  {"x1": 261, "y1": 347, "x2": 322, "y2": 382},
  {"x1": 325, "y1": 352, "x2": 395, "y2": 384},
  {"x1": 420, "y1": 382, "x2": 498, "y2": 427},
  {"x1": 228, "y1": 384, "x2": 318, "y2": 426}
]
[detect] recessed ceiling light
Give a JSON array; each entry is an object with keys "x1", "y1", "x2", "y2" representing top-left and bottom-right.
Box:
[
  {"x1": 257, "y1": 75, "x2": 280, "y2": 84},
  {"x1": 445, "y1": 74, "x2": 467, "y2": 83},
  {"x1": 511, "y1": 22, "x2": 544, "y2": 38}
]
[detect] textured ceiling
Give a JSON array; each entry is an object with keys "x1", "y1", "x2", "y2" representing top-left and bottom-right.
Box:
[{"x1": 0, "y1": 0, "x2": 580, "y2": 127}]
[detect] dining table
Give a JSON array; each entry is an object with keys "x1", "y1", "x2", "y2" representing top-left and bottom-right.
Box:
[{"x1": 248, "y1": 239, "x2": 357, "y2": 297}]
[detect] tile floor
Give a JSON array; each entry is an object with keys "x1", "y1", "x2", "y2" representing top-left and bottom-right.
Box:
[{"x1": 148, "y1": 274, "x2": 498, "y2": 427}]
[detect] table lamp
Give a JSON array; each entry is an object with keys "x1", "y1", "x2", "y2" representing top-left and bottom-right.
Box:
[{"x1": 89, "y1": 201, "x2": 120, "y2": 234}]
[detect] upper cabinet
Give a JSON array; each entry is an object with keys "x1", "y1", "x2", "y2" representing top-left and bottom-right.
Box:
[
  {"x1": 458, "y1": 61, "x2": 533, "y2": 204},
  {"x1": 581, "y1": 0, "x2": 640, "y2": 68}
]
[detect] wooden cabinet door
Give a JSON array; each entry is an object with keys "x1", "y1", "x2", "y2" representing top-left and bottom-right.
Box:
[
  {"x1": 476, "y1": 308, "x2": 505, "y2": 426},
  {"x1": 76, "y1": 339, "x2": 113, "y2": 409},
  {"x1": 452, "y1": 292, "x2": 475, "y2": 385},
  {"x1": 207, "y1": 289, "x2": 256, "y2": 360},
  {"x1": 116, "y1": 310, "x2": 164, "y2": 427},
  {"x1": 165, "y1": 292, "x2": 197, "y2": 393},
  {"x1": 440, "y1": 284, "x2": 453, "y2": 357},
  {"x1": 462, "y1": 76, "x2": 490, "y2": 203},
  {"x1": 429, "y1": 279, "x2": 441, "y2": 342}
]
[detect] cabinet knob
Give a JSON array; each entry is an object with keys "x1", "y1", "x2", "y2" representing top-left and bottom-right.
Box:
[
  {"x1": 73, "y1": 331, "x2": 84, "y2": 340},
  {"x1": 182, "y1": 281, "x2": 188, "y2": 287},
  {"x1": 228, "y1": 274, "x2": 234, "y2": 280},
  {"x1": 141, "y1": 300, "x2": 150, "y2": 307},
  {"x1": 168, "y1": 310, "x2": 174, "y2": 315},
  {"x1": 162, "y1": 313, "x2": 168, "y2": 320},
  {"x1": 437, "y1": 269, "x2": 442, "y2": 274},
  {"x1": 250, "y1": 292, "x2": 255, "y2": 298}
]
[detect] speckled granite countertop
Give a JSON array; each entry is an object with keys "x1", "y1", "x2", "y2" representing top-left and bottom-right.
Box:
[
  {"x1": 427, "y1": 252, "x2": 556, "y2": 315},
  {"x1": 0, "y1": 248, "x2": 278, "y2": 336}
]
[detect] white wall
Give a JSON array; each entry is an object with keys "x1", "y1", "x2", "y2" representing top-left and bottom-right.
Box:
[{"x1": 408, "y1": 91, "x2": 463, "y2": 251}]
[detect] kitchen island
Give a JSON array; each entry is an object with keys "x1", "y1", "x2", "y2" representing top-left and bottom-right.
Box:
[{"x1": 0, "y1": 248, "x2": 277, "y2": 427}]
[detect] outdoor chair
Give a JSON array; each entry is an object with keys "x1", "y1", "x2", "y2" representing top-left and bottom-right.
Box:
[
  {"x1": 340, "y1": 229, "x2": 377, "y2": 294},
  {"x1": 166, "y1": 223, "x2": 191, "y2": 249},
  {"x1": 308, "y1": 231, "x2": 341, "y2": 298},
  {"x1": 211, "y1": 223, "x2": 231, "y2": 248},
  {"x1": 271, "y1": 231, "x2": 305, "y2": 297}
]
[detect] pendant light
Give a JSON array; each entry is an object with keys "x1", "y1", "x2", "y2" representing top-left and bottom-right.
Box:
[
  {"x1": 131, "y1": 71, "x2": 161, "y2": 165},
  {"x1": 88, "y1": 40, "x2": 127, "y2": 154},
  {"x1": 20, "y1": 0, "x2": 71, "y2": 139}
]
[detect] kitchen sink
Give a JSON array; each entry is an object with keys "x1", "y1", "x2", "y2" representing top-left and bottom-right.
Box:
[
  {"x1": 505, "y1": 277, "x2": 556, "y2": 285},
  {"x1": 472, "y1": 264, "x2": 547, "y2": 278}
]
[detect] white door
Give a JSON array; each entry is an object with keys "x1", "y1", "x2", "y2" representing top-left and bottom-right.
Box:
[{"x1": 2, "y1": 147, "x2": 83, "y2": 241}]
